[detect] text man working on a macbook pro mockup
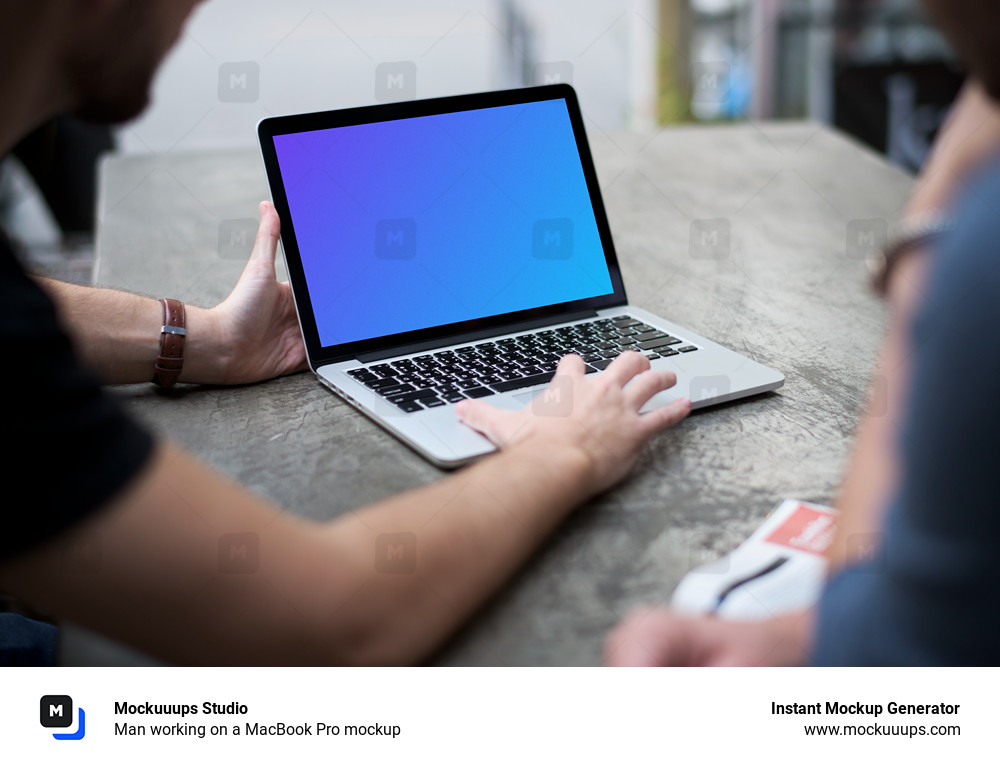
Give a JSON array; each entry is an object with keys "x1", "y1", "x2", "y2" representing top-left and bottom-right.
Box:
[{"x1": 0, "y1": 0, "x2": 694, "y2": 665}]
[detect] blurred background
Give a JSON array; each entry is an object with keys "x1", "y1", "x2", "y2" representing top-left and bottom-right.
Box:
[{"x1": 2, "y1": 0, "x2": 964, "y2": 280}]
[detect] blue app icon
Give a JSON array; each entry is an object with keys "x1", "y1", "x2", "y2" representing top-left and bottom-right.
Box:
[{"x1": 40, "y1": 695, "x2": 86, "y2": 740}]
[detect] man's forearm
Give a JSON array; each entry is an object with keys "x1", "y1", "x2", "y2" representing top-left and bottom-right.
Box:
[
  {"x1": 38, "y1": 278, "x2": 227, "y2": 384},
  {"x1": 0, "y1": 439, "x2": 592, "y2": 665},
  {"x1": 296, "y1": 437, "x2": 594, "y2": 664}
]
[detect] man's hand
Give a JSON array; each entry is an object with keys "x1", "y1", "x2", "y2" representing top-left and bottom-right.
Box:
[
  {"x1": 206, "y1": 201, "x2": 307, "y2": 384},
  {"x1": 457, "y1": 351, "x2": 691, "y2": 496},
  {"x1": 604, "y1": 607, "x2": 814, "y2": 667},
  {"x1": 39, "y1": 201, "x2": 307, "y2": 386}
]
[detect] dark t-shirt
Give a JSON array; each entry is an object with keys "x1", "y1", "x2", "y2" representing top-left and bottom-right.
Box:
[
  {"x1": 812, "y1": 156, "x2": 1000, "y2": 665},
  {"x1": 0, "y1": 234, "x2": 153, "y2": 562}
]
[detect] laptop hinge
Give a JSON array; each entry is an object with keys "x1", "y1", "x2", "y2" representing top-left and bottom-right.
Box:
[{"x1": 356, "y1": 309, "x2": 599, "y2": 363}]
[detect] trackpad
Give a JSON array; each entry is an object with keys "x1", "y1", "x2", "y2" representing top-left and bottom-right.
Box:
[{"x1": 512, "y1": 386, "x2": 546, "y2": 405}]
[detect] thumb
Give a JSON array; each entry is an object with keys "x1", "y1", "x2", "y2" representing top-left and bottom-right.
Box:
[
  {"x1": 249, "y1": 201, "x2": 280, "y2": 269},
  {"x1": 456, "y1": 398, "x2": 513, "y2": 447}
]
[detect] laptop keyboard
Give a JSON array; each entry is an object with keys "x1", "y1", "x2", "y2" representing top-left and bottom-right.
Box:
[{"x1": 346, "y1": 315, "x2": 699, "y2": 412}]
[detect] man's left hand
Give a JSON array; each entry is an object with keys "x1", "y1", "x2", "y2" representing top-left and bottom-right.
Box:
[{"x1": 207, "y1": 201, "x2": 307, "y2": 384}]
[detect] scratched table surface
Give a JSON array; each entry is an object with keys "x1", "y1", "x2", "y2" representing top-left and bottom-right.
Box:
[{"x1": 62, "y1": 121, "x2": 910, "y2": 665}]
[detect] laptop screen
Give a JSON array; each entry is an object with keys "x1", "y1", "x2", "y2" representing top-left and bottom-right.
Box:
[{"x1": 270, "y1": 96, "x2": 616, "y2": 349}]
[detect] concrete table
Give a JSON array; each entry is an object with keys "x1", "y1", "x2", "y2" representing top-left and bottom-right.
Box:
[{"x1": 74, "y1": 122, "x2": 910, "y2": 665}]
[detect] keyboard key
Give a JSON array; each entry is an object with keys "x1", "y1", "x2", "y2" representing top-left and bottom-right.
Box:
[
  {"x1": 490, "y1": 371, "x2": 555, "y2": 393},
  {"x1": 591, "y1": 358, "x2": 615, "y2": 370},
  {"x1": 461, "y1": 386, "x2": 495, "y2": 399},
  {"x1": 612, "y1": 316, "x2": 640, "y2": 328},
  {"x1": 636, "y1": 337, "x2": 681, "y2": 351},
  {"x1": 678, "y1": 345, "x2": 698, "y2": 353},
  {"x1": 490, "y1": 365, "x2": 599, "y2": 393},
  {"x1": 386, "y1": 388, "x2": 437, "y2": 404},
  {"x1": 394, "y1": 400, "x2": 423, "y2": 413},
  {"x1": 632, "y1": 331, "x2": 668, "y2": 343},
  {"x1": 441, "y1": 391, "x2": 467, "y2": 403},
  {"x1": 659, "y1": 348, "x2": 679, "y2": 357},
  {"x1": 377, "y1": 383, "x2": 416, "y2": 397},
  {"x1": 419, "y1": 397, "x2": 447, "y2": 408},
  {"x1": 365, "y1": 377, "x2": 401, "y2": 390}
]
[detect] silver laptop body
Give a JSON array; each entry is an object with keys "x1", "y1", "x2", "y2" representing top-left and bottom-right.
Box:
[{"x1": 258, "y1": 85, "x2": 783, "y2": 468}]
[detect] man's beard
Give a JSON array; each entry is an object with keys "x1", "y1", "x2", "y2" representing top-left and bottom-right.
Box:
[
  {"x1": 74, "y1": 89, "x2": 151, "y2": 125},
  {"x1": 69, "y1": 60, "x2": 157, "y2": 126}
]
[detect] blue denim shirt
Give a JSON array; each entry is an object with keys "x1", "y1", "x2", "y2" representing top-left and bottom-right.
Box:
[{"x1": 813, "y1": 156, "x2": 1000, "y2": 665}]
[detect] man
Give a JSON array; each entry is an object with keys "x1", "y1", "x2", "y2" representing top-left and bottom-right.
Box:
[
  {"x1": 605, "y1": 0, "x2": 1000, "y2": 666},
  {"x1": 0, "y1": 0, "x2": 691, "y2": 665}
]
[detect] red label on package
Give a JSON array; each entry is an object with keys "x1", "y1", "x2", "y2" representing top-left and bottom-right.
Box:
[{"x1": 765, "y1": 504, "x2": 837, "y2": 555}]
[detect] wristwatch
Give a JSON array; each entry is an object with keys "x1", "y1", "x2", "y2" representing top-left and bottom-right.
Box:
[
  {"x1": 152, "y1": 298, "x2": 186, "y2": 387},
  {"x1": 869, "y1": 211, "x2": 954, "y2": 296}
]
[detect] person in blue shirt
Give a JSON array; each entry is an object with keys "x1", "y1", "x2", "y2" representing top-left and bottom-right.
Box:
[{"x1": 605, "y1": 0, "x2": 1000, "y2": 666}]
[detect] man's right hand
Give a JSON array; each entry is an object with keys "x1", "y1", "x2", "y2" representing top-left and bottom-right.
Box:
[{"x1": 457, "y1": 351, "x2": 692, "y2": 497}]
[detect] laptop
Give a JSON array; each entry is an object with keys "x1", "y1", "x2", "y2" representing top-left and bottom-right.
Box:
[{"x1": 257, "y1": 84, "x2": 783, "y2": 468}]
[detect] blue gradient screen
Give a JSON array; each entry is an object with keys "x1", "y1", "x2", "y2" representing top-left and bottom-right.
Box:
[{"x1": 272, "y1": 98, "x2": 615, "y2": 348}]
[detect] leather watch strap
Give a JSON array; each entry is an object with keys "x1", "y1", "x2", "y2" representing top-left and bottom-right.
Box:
[{"x1": 152, "y1": 298, "x2": 186, "y2": 387}]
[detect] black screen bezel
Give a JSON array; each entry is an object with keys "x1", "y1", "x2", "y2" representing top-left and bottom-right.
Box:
[{"x1": 257, "y1": 84, "x2": 627, "y2": 365}]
